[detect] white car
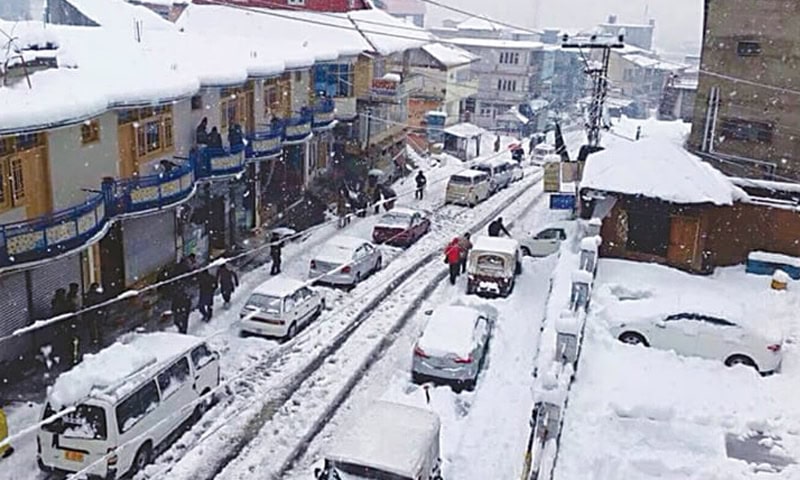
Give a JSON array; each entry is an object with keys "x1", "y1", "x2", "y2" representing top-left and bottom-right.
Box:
[
  {"x1": 609, "y1": 311, "x2": 783, "y2": 374},
  {"x1": 510, "y1": 161, "x2": 524, "y2": 182},
  {"x1": 240, "y1": 276, "x2": 324, "y2": 339},
  {"x1": 309, "y1": 235, "x2": 382, "y2": 288},
  {"x1": 518, "y1": 225, "x2": 568, "y2": 257},
  {"x1": 412, "y1": 305, "x2": 494, "y2": 391}
]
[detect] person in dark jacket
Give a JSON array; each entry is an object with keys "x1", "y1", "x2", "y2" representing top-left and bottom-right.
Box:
[
  {"x1": 444, "y1": 238, "x2": 462, "y2": 285},
  {"x1": 172, "y1": 287, "x2": 191, "y2": 334},
  {"x1": 216, "y1": 264, "x2": 239, "y2": 306},
  {"x1": 457, "y1": 232, "x2": 473, "y2": 274},
  {"x1": 415, "y1": 171, "x2": 427, "y2": 200},
  {"x1": 270, "y1": 233, "x2": 283, "y2": 275},
  {"x1": 488, "y1": 217, "x2": 511, "y2": 237},
  {"x1": 207, "y1": 127, "x2": 223, "y2": 149},
  {"x1": 51, "y1": 288, "x2": 70, "y2": 317},
  {"x1": 66, "y1": 282, "x2": 81, "y2": 312},
  {"x1": 380, "y1": 185, "x2": 397, "y2": 211},
  {"x1": 494, "y1": 134, "x2": 501, "y2": 152},
  {"x1": 84, "y1": 283, "x2": 105, "y2": 345},
  {"x1": 196, "y1": 117, "x2": 209, "y2": 145},
  {"x1": 228, "y1": 123, "x2": 244, "y2": 148},
  {"x1": 197, "y1": 270, "x2": 217, "y2": 322}
]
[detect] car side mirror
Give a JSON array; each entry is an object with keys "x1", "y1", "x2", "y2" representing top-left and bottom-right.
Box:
[{"x1": 655, "y1": 321, "x2": 666, "y2": 329}]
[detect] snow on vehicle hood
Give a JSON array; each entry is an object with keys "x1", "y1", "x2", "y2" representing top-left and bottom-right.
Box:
[{"x1": 417, "y1": 306, "x2": 479, "y2": 358}]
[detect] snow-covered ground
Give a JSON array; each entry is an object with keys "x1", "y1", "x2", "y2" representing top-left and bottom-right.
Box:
[
  {"x1": 554, "y1": 259, "x2": 800, "y2": 479},
  {"x1": 280, "y1": 199, "x2": 572, "y2": 480}
]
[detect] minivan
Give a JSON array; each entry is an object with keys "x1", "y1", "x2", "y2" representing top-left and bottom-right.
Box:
[
  {"x1": 472, "y1": 158, "x2": 512, "y2": 193},
  {"x1": 445, "y1": 170, "x2": 491, "y2": 207},
  {"x1": 38, "y1": 333, "x2": 220, "y2": 479},
  {"x1": 240, "y1": 276, "x2": 325, "y2": 339}
]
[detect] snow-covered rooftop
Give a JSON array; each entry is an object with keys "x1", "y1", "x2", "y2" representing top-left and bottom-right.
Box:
[
  {"x1": 421, "y1": 42, "x2": 479, "y2": 68},
  {"x1": 449, "y1": 37, "x2": 543, "y2": 50},
  {"x1": 444, "y1": 122, "x2": 484, "y2": 138},
  {"x1": 455, "y1": 16, "x2": 504, "y2": 31},
  {"x1": 581, "y1": 136, "x2": 745, "y2": 206}
]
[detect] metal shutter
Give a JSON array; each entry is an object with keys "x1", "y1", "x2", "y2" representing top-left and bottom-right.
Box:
[
  {"x1": 29, "y1": 252, "x2": 82, "y2": 320},
  {"x1": 122, "y1": 210, "x2": 177, "y2": 286},
  {"x1": 0, "y1": 270, "x2": 29, "y2": 336}
]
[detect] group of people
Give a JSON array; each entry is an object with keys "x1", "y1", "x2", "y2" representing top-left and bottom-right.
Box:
[
  {"x1": 196, "y1": 117, "x2": 244, "y2": 150},
  {"x1": 168, "y1": 254, "x2": 240, "y2": 334},
  {"x1": 50, "y1": 282, "x2": 106, "y2": 364},
  {"x1": 443, "y1": 233, "x2": 473, "y2": 285}
]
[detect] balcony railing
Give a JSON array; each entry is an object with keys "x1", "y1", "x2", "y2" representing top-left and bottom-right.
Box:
[
  {"x1": 195, "y1": 143, "x2": 246, "y2": 178},
  {"x1": 108, "y1": 160, "x2": 196, "y2": 217},
  {"x1": 311, "y1": 98, "x2": 336, "y2": 131},
  {"x1": 284, "y1": 109, "x2": 314, "y2": 144},
  {"x1": 246, "y1": 122, "x2": 284, "y2": 160}
]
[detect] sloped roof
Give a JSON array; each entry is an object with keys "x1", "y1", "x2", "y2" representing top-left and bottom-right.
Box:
[{"x1": 421, "y1": 42, "x2": 479, "y2": 67}]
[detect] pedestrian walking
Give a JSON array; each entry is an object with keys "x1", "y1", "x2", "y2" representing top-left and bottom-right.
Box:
[
  {"x1": 494, "y1": 134, "x2": 501, "y2": 153},
  {"x1": 336, "y1": 192, "x2": 350, "y2": 228},
  {"x1": 197, "y1": 270, "x2": 217, "y2": 322},
  {"x1": 84, "y1": 283, "x2": 105, "y2": 345},
  {"x1": 488, "y1": 217, "x2": 511, "y2": 237},
  {"x1": 457, "y1": 232, "x2": 473, "y2": 274},
  {"x1": 444, "y1": 238, "x2": 461, "y2": 285},
  {"x1": 207, "y1": 127, "x2": 223, "y2": 149},
  {"x1": 172, "y1": 287, "x2": 191, "y2": 334},
  {"x1": 270, "y1": 233, "x2": 283, "y2": 275},
  {"x1": 216, "y1": 264, "x2": 239, "y2": 306},
  {"x1": 50, "y1": 288, "x2": 70, "y2": 317},
  {"x1": 66, "y1": 282, "x2": 81, "y2": 312},
  {"x1": 228, "y1": 123, "x2": 244, "y2": 148},
  {"x1": 415, "y1": 170, "x2": 427, "y2": 200}
]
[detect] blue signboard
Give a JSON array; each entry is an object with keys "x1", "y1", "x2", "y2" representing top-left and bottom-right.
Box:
[{"x1": 550, "y1": 193, "x2": 576, "y2": 210}]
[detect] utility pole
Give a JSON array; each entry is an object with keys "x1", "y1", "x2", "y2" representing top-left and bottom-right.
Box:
[{"x1": 561, "y1": 34, "x2": 624, "y2": 148}]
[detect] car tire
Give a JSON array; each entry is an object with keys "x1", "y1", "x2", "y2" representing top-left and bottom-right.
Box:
[
  {"x1": 411, "y1": 372, "x2": 424, "y2": 384},
  {"x1": 285, "y1": 322, "x2": 298, "y2": 341},
  {"x1": 130, "y1": 442, "x2": 153, "y2": 476},
  {"x1": 463, "y1": 378, "x2": 477, "y2": 392},
  {"x1": 374, "y1": 256, "x2": 382, "y2": 273},
  {"x1": 725, "y1": 354, "x2": 757, "y2": 370},
  {"x1": 521, "y1": 246, "x2": 531, "y2": 257},
  {"x1": 618, "y1": 331, "x2": 648, "y2": 347}
]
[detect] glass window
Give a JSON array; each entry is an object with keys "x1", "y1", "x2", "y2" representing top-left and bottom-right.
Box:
[
  {"x1": 43, "y1": 403, "x2": 108, "y2": 440},
  {"x1": 9, "y1": 157, "x2": 24, "y2": 204},
  {"x1": 81, "y1": 120, "x2": 101, "y2": 145},
  {"x1": 157, "y1": 357, "x2": 191, "y2": 400},
  {"x1": 145, "y1": 120, "x2": 161, "y2": 153},
  {"x1": 535, "y1": 229, "x2": 563, "y2": 240},
  {"x1": 115, "y1": 380, "x2": 160, "y2": 434},
  {"x1": 191, "y1": 344, "x2": 216, "y2": 370},
  {"x1": 737, "y1": 41, "x2": 761, "y2": 56},
  {"x1": 477, "y1": 254, "x2": 506, "y2": 272},
  {"x1": 246, "y1": 294, "x2": 282, "y2": 314}
]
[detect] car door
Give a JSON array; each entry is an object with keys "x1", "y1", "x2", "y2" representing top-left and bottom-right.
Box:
[
  {"x1": 156, "y1": 357, "x2": 194, "y2": 431},
  {"x1": 695, "y1": 315, "x2": 741, "y2": 360},
  {"x1": 298, "y1": 287, "x2": 316, "y2": 325},
  {"x1": 352, "y1": 245, "x2": 367, "y2": 277},
  {"x1": 191, "y1": 343, "x2": 220, "y2": 394},
  {"x1": 653, "y1": 314, "x2": 700, "y2": 356},
  {"x1": 530, "y1": 229, "x2": 561, "y2": 256},
  {"x1": 284, "y1": 292, "x2": 299, "y2": 327},
  {"x1": 363, "y1": 243, "x2": 378, "y2": 271}
]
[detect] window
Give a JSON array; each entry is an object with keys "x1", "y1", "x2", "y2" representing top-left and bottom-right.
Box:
[
  {"x1": 295, "y1": 71, "x2": 302, "y2": 82},
  {"x1": 287, "y1": 0, "x2": 305, "y2": 4},
  {"x1": 313, "y1": 63, "x2": 354, "y2": 98},
  {"x1": 499, "y1": 51, "x2": 520, "y2": 65},
  {"x1": 42, "y1": 403, "x2": 108, "y2": 441},
  {"x1": 10, "y1": 157, "x2": 24, "y2": 203},
  {"x1": 191, "y1": 95, "x2": 203, "y2": 110},
  {"x1": 81, "y1": 120, "x2": 101, "y2": 145},
  {"x1": 191, "y1": 344, "x2": 216, "y2": 370},
  {"x1": 737, "y1": 41, "x2": 761, "y2": 57},
  {"x1": 116, "y1": 380, "x2": 160, "y2": 434},
  {"x1": 264, "y1": 82, "x2": 280, "y2": 118},
  {"x1": 720, "y1": 118, "x2": 773, "y2": 143},
  {"x1": 157, "y1": 357, "x2": 191, "y2": 400},
  {"x1": 0, "y1": 161, "x2": 6, "y2": 209}
]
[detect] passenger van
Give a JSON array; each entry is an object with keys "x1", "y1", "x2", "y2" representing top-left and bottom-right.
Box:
[
  {"x1": 472, "y1": 158, "x2": 512, "y2": 193},
  {"x1": 532, "y1": 143, "x2": 556, "y2": 165},
  {"x1": 240, "y1": 276, "x2": 325, "y2": 339},
  {"x1": 38, "y1": 333, "x2": 220, "y2": 479},
  {"x1": 316, "y1": 401, "x2": 442, "y2": 480},
  {"x1": 445, "y1": 170, "x2": 491, "y2": 207},
  {"x1": 466, "y1": 235, "x2": 522, "y2": 297}
]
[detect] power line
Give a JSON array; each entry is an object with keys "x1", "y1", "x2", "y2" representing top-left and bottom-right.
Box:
[{"x1": 699, "y1": 69, "x2": 800, "y2": 97}]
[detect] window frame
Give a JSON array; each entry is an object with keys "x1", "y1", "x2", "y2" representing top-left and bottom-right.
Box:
[
  {"x1": 736, "y1": 41, "x2": 762, "y2": 57},
  {"x1": 115, "y1": 379, "x2": 161, "y2": 434},
  {"x1": 81, "y1": 120, "x2": 101, "y2": 145},
  {"x1": 157, "y1": 357, "x2": 191, "y2": 400}
]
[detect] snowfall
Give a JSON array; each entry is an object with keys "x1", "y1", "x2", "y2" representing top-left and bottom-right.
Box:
[{"x1": 5, "y1": 116, "x2": 798, "y2": 480}]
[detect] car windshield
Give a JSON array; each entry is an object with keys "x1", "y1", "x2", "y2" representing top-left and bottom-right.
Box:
[
  {"x1": 42, "y1": 403, "x2": 108, "y2": 440},
  {"x1": 535, "y1": 229, "x2": 562, "y2": 240},
  {"x1": 379, "y1": 213, "x2": 411, "y2": 227},
  {"x1": 246, "y1": 294, "x2": 282, "y2": 314},
  {"x1": 450, "y1": 175, "x2": 474, "y2": 185},
  {"x1": 326, "y1": 462, "x2": 411, "y2": 480}
]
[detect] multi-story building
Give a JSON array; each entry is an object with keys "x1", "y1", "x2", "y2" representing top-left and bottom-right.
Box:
[
  {"x1": 0, "y1": 0, "x2": 428, "y2": 365},
  {"x1": 192, "y1": 0, "x2": 371, "y2": 12},
  {"x1": 374, "y1": 0, "x2": 426, "y2": 28},
  {"x1": 688, "y1": 0, "x2": 800, "y2": 181},
  {"x1": 658, "y1": 69, "x2": 698, "y2": 122},
  {"x1": 598, "y1": 15, "x2": 655, "y2": 51}
]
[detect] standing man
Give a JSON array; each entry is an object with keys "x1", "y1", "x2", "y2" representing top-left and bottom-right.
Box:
[
  {"x1": 457, "y1": 232, "x2": 473, "y2": 274},
  {"x1": 444, "y1": 238, "x2": 462, "y2": 285},
  {"x1": 84, "y1": 283, "x2": 105, "y2": 346},
  {"x1": 415, "y1": 170, "x2": 427, "y2": 200},
  {"x1": 197, "y1": 270, "x2": 217, "y2": 322},
  {"x1": 488, "y1": 217, "x2": 511, "y2": 237},
  {"x1": 270, "y1": 233, "x2": 283, "y2": 275},
  {"x1": 216, "y1": 263, "x2": 239, "y2": 307}
]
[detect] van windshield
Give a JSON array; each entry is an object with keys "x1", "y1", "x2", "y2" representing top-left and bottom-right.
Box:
[
  {"x1": 324, "y1": 461, "x2": 411, "y2": 480},
  {"x1": 42, "y1": 403, "x2": 108, "y2": 440},
  {"x1": 449, "y1": 176, "x2": 473, "y2": 185},
  {"x1": 246, "y1": 294, "x2": 282, "y2": 314}
]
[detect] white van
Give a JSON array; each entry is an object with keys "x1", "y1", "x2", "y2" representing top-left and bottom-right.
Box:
[
  {"x1": 532, "y1": 143, "x2": 556, "y2": 165},
  {"x1": 445, "y1": 170, "x2": 491, "y2": 207},
  {"x1": 37, "y1": 333, "x2": 220, "y2": 479},
  {"x1": 316, "y1": 401, "x2": 442, "y2": 480},
  {"x1": 472, "y1": 158, "x2": 512, "y2": 193},
  {"x1": 240, "y1": 276, "x2": 325, "y2": 339}
]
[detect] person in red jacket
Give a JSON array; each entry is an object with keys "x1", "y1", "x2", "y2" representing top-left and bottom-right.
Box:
[{"x1": 444, "y1": 238, "x2": 462, "y2": 285}]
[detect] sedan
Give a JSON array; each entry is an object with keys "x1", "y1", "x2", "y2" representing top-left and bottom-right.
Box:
[
  {"x1": 309, "y1": 235, "x2": 382, "y2": 288},
  {"x1": 609, "y1": 312, "x2": 783, "y2": 374},
  {"x1": 518, "y1": 225, "x2": 567, "y2": 257},
  {"x1": 411, "y1": 305, "x2": 494, "y2": 391},
  {"x1": 371, "y1": 208, "x2": 431, "y2": 247}
]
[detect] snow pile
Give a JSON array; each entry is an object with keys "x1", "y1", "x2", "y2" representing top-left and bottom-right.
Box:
[
  {"x1": 581, "y1": 136, "x2": 746, "y2": 205},
  {"x1": 750, "y1": 251, "x2": 800, "y2": 268},
  {"x1": 417, "y1": 306, "x2": 480, "y2": 358}
]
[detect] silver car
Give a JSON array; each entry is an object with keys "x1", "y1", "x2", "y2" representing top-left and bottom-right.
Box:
[
  {"x1": 411, "y1": 305, "x2": 494, "y2": 391},
  {"x1": 309, "y1": 235, "x2": 382, "y2": 288}
]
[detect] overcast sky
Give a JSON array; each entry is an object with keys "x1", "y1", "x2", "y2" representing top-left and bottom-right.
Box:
[{"x1": 425, "y1": 0, "x2": 704, "y2": 55}]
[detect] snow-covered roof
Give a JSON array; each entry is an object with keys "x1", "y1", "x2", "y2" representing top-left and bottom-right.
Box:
[
  {"x1": 49, "y1": 332, "x2": 205, "y2": 409},
  {"x1": 449, "y1": 37, "x2": 543, "y2": 50},
  {"x1": 452, "y1": 170, "x2": 488, "y2": 179},
  {"x1": 379, "y1": 0, "x2": 426, "y2": 15},
  {"x1": 418, "y1": 306, "x2": 481, "y2": 358},
  {"x1": 328, "y1": 235, "x2": 369, "y2": 250},
  {"x1": 326, "y1": 401, "x2": 440, "y2": 478},
  {"x1": 623, "y1": 53, "x2": 660, "y2": 68},
  {"x1": 444, "y1": 122, "x2": 484, "y2": 138},
  {"x1": 347, "y1": 8, "x2": 432, "y2": 55},
  {"x1": 252, "y1": 276, "x2": 308, "y2": 297},
  {"x1": 455, "y1": 16, "x2": 504, "y2": 31},
  {"x1": 472, "y1": 235, "x2": 520, "y2": 255},
  {"x1": 421, "y1": 42, "x2": 479, "y2": 68},
  {"x1": 581, "y1": 137, "x2": 746, "y2": 206}
]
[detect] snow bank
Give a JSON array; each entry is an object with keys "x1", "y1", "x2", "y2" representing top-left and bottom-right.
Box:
[{"x1": 749, "y1": 251, "x2": 800, "y2": 268}]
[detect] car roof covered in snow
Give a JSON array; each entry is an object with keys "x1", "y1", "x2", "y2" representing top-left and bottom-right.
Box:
[
  {"x1": 326, "y1": 401, "x2": 440, "y2": 478},
  {"x1": 49, "y1": 332, "x2": 206, "y2": 409},
  {"x1": 384, "y1": 207, "x2": 419, "y2": 217},
  {"x1": 252, "y1": 275, "x2": 308, "y2": 297},
  {"x1": 472, "y1": 235, "x2": 520, "y2": 255},
  {"x1": 314, "y1": 235, "x2": 369, "y2": 263},
  {"x1": 326, "y1": 235, "x2": 370, "y2": 250},
  {"x1": 418, "y1": 305, "x2": 482, "y2": 358},
  {"x1": 452, "y1": 169, "x2": 488, "y2": 179}
]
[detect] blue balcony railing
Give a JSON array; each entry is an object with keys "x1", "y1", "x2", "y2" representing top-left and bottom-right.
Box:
[
  {"x1": 284, "y1": 109, "x2": 314, "y2": 143},
  {"x1": 195, "y1": 143, "x2": 246, "y2": 178},
  {"x1": 108, "y1": 160, "x2": 196, "y2": 217},
  {"x1": 311, "y1": 98, "x2": 336, "y2": 131},
  {"x1": 246, "y1": 123, "x2": 284, "y2": 160}
]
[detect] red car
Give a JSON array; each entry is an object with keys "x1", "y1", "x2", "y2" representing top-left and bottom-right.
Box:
[{"x1": 372, "y1": 208, "x2": 431, "y2": 247}]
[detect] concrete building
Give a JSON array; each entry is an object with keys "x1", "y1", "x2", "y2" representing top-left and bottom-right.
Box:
[
  {"x1": 658, "y1": 70, "x2": 698, "y2": 122},
  {"x1": 688, "y1": 0, "x2": 800, "y2": 181},
  {"x1": 374, "y1": 0, "x2": 425, "y2": 28},
  {"x1": 598, "y1": 15, "x2": 655, "y2": 51}
]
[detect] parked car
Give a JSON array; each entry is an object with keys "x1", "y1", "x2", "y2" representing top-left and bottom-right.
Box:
[
  {"x1": 38, "y1": 333, "x2": 220, "y2": 479},
  {"x1": 510, "y1": 161, "x2": 524, "y2": 182},
  {"x1": 518, "y1": 225, "x2": 568, "y2": 257},
  {"x1": 315, "y1": 401, "x2": 442, "y2": 480},
  {"x1": 466, "y1": 235, "x2": 522, "y2": 297},
  {"x1": 532, "y1": 143, "x2": 556, "y2": 165},
  {"x1": 309, "y1": 235, "x2": 382, "y2": 288},
  {"x1": 412, "y1": 305, "x2": 494, "y2": 391},
  {"x1": 609, "y1": 310, "x2": 783, "y2": 374},
  {"x1": 445, "y1": 170, "x2": 491, "y2": 207},
  {"x1": 372, "y1": 207, "x2": 431, "y2": 247},
  {"x1": 240, "y1": 276, "x2": 324, "y2": 339},
  {"x1": 472, "y1": 158, "x2": 512, "y2": 193}
]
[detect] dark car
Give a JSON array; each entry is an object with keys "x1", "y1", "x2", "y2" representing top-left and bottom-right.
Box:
[{"x1": 371, "y1": 208, "x2": 431, "y2": 247}]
